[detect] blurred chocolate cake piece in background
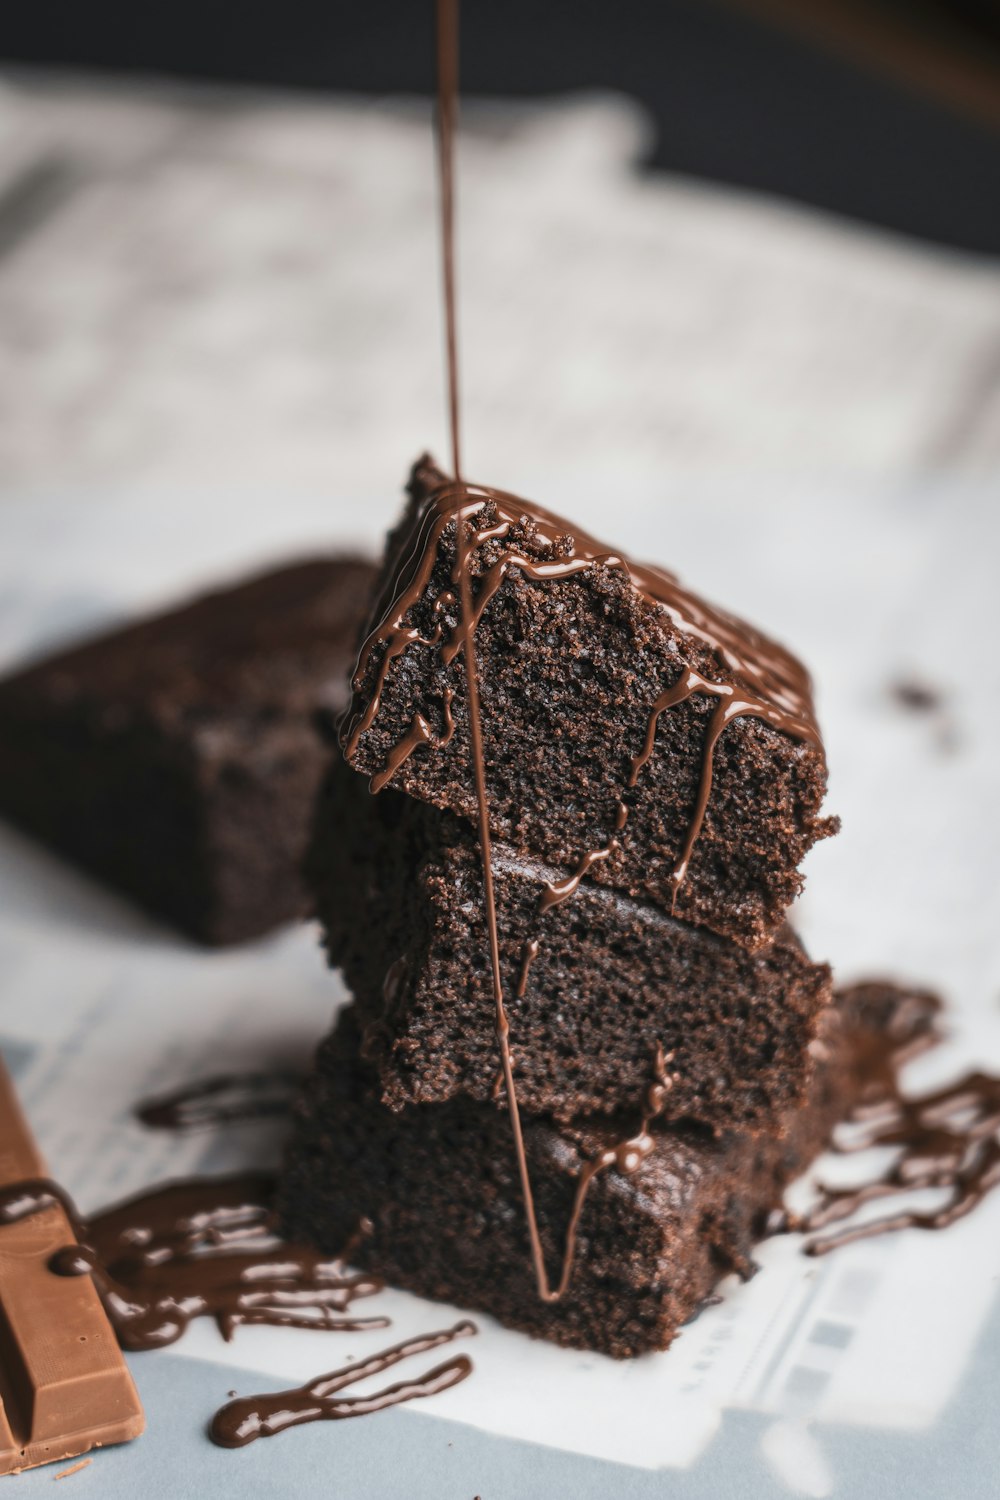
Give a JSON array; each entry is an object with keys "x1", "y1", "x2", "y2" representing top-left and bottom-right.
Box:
[{"x1": 0, "y1": 557, "x2": 375, "y2": 944}]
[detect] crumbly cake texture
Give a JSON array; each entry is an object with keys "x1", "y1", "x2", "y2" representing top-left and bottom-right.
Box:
[
  {"x1": 342, "y1": 456, "x2": 837, "y2": 952},
  {"x1": 0, "y1": 558, "x2": 375, "y2": 945},
  {"x1": 279, "y1": 987, "x2": 914, "y2": 1360},
  {"x1": 309, "y1": 759, "x2": 832, "y2": 1128}
]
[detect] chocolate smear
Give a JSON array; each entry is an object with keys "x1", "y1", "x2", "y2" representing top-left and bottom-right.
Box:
[
  {"x1": 209, "y1": 1321, "x2": 476, "y2": 1448},
  {"x1": 135, "y1": 1071, "x2": 302, "y2": 1131},
  {"x1": 0, "y1": 1174, "x2": 386, "y2": 1351},
  {"x1": 795, "y1": 982, "x2": 1000, "y2": 1254}
]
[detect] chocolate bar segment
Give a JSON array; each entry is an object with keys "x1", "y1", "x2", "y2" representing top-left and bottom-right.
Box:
[{"x1": 0, "y1": 1059, "x2": 144, "y2": 1475}]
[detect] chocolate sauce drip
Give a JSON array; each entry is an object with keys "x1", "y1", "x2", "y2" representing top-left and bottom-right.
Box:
[
  {"x1": 515, "y1": 939, "x2": 539, "y2": 999},
  {"x1": 135, "y1": 1072, "x2": 302, "y2": 1131},
  {"x1": 209, "y1": 1321, "x2": 476, "y2": 1448},
  {"x1": 0, "y1": 1174, "x2": 386, "y2": 1351},
  {"x1": 627, "y1": 669, "x2": 788, "y2": 905},
  {"x1": 369, "y1": 686, "x2": 454, "y2": 795},
  {"x1": 796, "y1": 982, "x2": 1000, "y2": 1254},
  {"x1": 539, "y1": 846, "x2": 615, "y2": 914},
  {"x1": 544, "y1": 1045, "x2": 678, "y2": 1299}
]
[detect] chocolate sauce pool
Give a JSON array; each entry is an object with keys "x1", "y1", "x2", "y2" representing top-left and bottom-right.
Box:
[
  {"x1": 795, "y1": 983, "x2": 1000, "y2": 1254},
  {"x1": 0, "y1": 1174, "x2": 387, "y2": 1351}
]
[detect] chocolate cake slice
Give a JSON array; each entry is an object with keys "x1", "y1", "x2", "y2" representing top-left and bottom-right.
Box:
[
  {"x1": 309, "y1": 758, "x2": 832, "y2": 1128},
  {"x1": 341, "y1": 457, "x2": 836, "y2": 951},
  {"x1": 279, "y1": 986, "x2": 927, "y2": 1359},
  {"x1": 0, "y1": 557, "x2": 375, "y2": 945}
]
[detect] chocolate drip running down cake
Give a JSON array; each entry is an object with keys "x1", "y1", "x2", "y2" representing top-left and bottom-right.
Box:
[
  {"x1": 342, "y1": 456, "x2": 837, "y2": 952},
  {"x1": 280, "y1": 986, "x2": 924, "y2": 1359},
  {"x1": 310, "y1": 757, "x2": 833, "y2": 1128},
  {"x1": 0, "y1": 557, "x2": 376, "y2": 945}
]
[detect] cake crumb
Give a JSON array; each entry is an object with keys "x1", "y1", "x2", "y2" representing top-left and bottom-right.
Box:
[
  {"x1": 54, "y1": 1459, "x2": 93, "y2": 1480},
  {"x1": 889, "y1": 677, "x2": 960, "y2": 753}
]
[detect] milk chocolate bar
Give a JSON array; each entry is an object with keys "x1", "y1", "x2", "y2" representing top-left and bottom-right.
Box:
[{"x1": 0, "y1": 1059, "x2": 144, "y2": 1475}]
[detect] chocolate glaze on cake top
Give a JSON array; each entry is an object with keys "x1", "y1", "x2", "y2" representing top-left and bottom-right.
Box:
[
  {"x1": 342, "y1": 459, "x2": 825, "y2": 904},
  {"x1": 344, "y1": 470, "x2": 821, "y2": 771},
  {"x1": 7, "y1": 557, "x2": 376, "y2": 725},
  {"x1": 209, "y1": 1322, "x2": 476, "y2": 1448}
]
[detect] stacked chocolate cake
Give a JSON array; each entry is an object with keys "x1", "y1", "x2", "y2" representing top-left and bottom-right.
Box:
[{"x1": 281, "y1": 456, "x2": 843, "y2": 1357}]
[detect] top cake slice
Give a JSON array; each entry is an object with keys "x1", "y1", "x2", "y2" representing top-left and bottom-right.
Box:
[{"x1": 342, "y1": 457, "x2": 836, "y2": 950}]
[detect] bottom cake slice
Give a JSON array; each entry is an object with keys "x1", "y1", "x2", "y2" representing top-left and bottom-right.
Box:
[{"x1": 279, "y1": 986, "x2": 934, "y2": 1359}]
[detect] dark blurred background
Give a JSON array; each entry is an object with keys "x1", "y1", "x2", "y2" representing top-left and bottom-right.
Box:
[{"x1": 5, "y1": 0, "x2": 1000, "y2": 253}]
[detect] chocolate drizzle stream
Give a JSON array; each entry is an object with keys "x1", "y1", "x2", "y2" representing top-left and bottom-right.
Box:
[
  {"x1": 135, "y1": 1071, "x2": 301, "y2": 1131},
  {"x1": 430, "y1": 0, "x2": 557, "y2": 1300},
  {"x1": 429, "y1": 0, "x2": 577, "y2": 1304},
  {"x1": 436, "y1": 0, "x2": 462, "y2": 484},
  {"x1": 209, "y1": 1321, "x2": 476, "y2": 1448},
  {"x1": 795, "y1": 982, "x2": 1000, "y2": 1254},
  {"x1": 542, "y1": 1045, "x2": 678, "y2": 1299},
  {"x1": 0, "y1": 1174, "x2": 387, "y2": 1350}
]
